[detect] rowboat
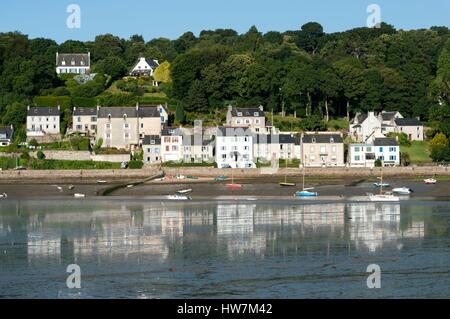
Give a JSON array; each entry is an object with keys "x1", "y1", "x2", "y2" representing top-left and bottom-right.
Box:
[
  {"x1": 226, "y1": 183, "x2": 243, "y2": 190},
  {"x1": 392, "y1": 187, "x2": 413, "y2": 195},
  {"x1": 74, "y1": 193, "x2": 86, "y2": 198},
  {"x1": 280, "y1": 182, "x2": 296, "y2": 187},
  {"x1": 177, "y1": 189, "x2": 193, "y2": 194},
  {"x1": 0, "y1": 193, "x2": 7, "y2": 199},
  {"x1": 295, "y1": 190, "x2": 318, "y2": 197},
  {"x1": 97, "y1": 180, "x2": 107, "y2": 184},
  {"x1": 424, "y1": 178, "x2": 437, "y2": 184},
  {"x1": 167, "y1": 194, "x2": 191, "y2": 201},
  {"x1": 374, "y1": 182, "x2": 390, "y2": 188}
]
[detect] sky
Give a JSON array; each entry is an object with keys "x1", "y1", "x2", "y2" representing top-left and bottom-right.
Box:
[{"x1": 0, "y1": 0, "x2": 449, "y2": 43}]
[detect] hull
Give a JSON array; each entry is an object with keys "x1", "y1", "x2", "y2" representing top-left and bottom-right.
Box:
[
  {"x1": 424, "y1": 179, "x2": 437, "y2": 184},
  {"x1": 392, "y1": 188, "x2": 412, "y2": 195},
  {"x1": 280, "y1": 182, "x2": 296, "y2": 187},
  {"x1": 296, "y1": 191, "x2": 318, "y2": 197},
  {"x1": 368, "y1": 194, "x2": 400, "y2": 202},
  {"x1": 226, "y1": 184, "x2": 242, "y2": 190}
]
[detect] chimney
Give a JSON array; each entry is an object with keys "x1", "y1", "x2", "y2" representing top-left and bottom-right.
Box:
[
  {"x1": 27, "y1": 105, "x2": 30, "y2": 111},
  {"x1": 228, "y1": 105, "x2": 233, "y2": 112},
  {"x1": 136, "y1": 102, "x2": 139, "y2": 111},
  {"x1": 56, "y1": 52, "x2": 59, "y2": 66},
  {"x1": 97, "y1": 105, "x2": 100, "y2": 112},
  {"x1": 259, "y1": 105, "x2": 264, "y2": 112}
]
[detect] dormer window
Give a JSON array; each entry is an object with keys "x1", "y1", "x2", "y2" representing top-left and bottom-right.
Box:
[
  {"x1": 237, "y1": 112, "x2": 243, "y2": 117},
  {"x1": 61, "y1": 60, "x2": 66, "y2": 66},
  {"x1": 254, "y1": 112, "x2": 259, "y2": 116},
  {"x1": 312, "y1": 138, "x2": 316, "y2": 143},
  {"x1": 151, "y1": 140, "x2": 155, "y2": 145},
  {"x1": 108, "y1": 114, "x2": 112, "y2": 121},
  {"x1": 71, "y1": 60, "x2": 75, "y2": 66},
  {"x1": 80, "y1": 61, "x2": 84, "y2": 66},
  {"x1": 123, "y1": 114, "x2": 127, "y2": 121},
  {"x1": 330, "y1": 138, "x2": 334, "y2": 143}
]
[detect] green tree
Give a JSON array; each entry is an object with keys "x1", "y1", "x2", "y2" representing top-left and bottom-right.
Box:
[{"x1": 153, "y1": 61, "x2": 172, "y2": 83}]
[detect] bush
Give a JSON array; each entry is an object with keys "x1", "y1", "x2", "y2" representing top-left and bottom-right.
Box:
[
  {"x1": 36, "y1": 150, "x2": 46, "y2": 160},
  {"x1": 400, "y1": 152, "x2": 411, "y2": 166},
  {"x1": 430, "y1": 144, "x2": 450, "y2": 162},
  {"x1": 128, "y1": 160, "x2": 144, "y2": 169},
  {"x1": 387, "y1": 132, "x2": 411, "y2": 147},
  {"x1": 29, "y1": 139, "x2": 39, "y2": 148},
  {"x1": 374, "y1": 159, "x2": 382, "y2": 167}
]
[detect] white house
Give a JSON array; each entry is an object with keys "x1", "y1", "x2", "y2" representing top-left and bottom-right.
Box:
[
  {"x1": 394, "y1": 118, "x2": 424, "y2": 141},
  {"x1": 130, "y1": 57, "x2": 159, "y2": 79},
  {"x1": 27, "y1": 106, "x2": 61, "y2": 138},
  {"x1": 72, "y1": 107, "x2": 97, "y2": 136},
  {"x1": 0, "y1": 125, "x2": 14, "y2": 146},
  {"x1": 301, "y1": 132, "x2": 345, "y2": 167},
  {"x1": 161, "y1": 127, "x2": 183, "y2": 162},
  {"x1": 373, "y1": 138, "x2": 400, "y2": 167},
  {"x1": 349, "y1": 112, "x2": 383, "y2": 142},
  {"x1": 56, "y1": 53, "x2": 90, "y2": 75},
  {"x1": 216, "y1": 127, "x2": 255, "y2": 169},
  {"x1": 348, "y1": 138, "x2": 400, "y2": 168}
]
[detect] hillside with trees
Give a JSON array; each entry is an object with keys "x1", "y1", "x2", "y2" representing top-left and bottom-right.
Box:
[{"x1": 0, "y1": 23, "x2": 449, "y2": 150}]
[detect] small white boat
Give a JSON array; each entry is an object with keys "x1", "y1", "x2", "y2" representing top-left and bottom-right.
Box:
[
  {"x1": 167, "y1": 194, "x2": 191, "y2": 201},
  {"x1": 127, "y1": 184, "x2": 134, "y2": 188},
  {"x1": 176, "y1": 175, "x2": 186, "y2": 180},
  {"x1": 392, "y1": 187, "x2": 413, "y2": 195},
  {"x1": 374, "y1": 182, "x2": 390, "y2": 188},
  {"x1": 424, "y1": 178, "x2": 437, "y2": 185},
  {"x1": 97, "y1": 180, "x2": 108, "y2": 184},
  {"x1": 177, "y1": 189, "x2": 192, "y2": 194},
  {"x1": 368, "y1": 192, "x2": 400, "y2": 202},
  {"x1": 0, "y1": 193, "x2": 7, "y2": 199},
  {"x1": 68, "y1": 185, "x2": 75, "y2": 190},
  {"x1": 74, "y1": 193, "x2": 86, "y2": 198}
]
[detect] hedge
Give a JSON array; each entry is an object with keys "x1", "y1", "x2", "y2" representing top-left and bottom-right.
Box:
[
  {"x1": 128, "y1": 160, "x2": 144, "y2": 169},
  {"x1": 33, "y1": 96, "x2": 72, "y2": 110}
]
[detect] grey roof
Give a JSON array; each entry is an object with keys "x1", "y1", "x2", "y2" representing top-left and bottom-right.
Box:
[
  {"x1": 98, "y1": 107, "x2": 138, "y2": 118},
  {"x1": 230, "y1": 107, "x2": 264, "y2": 117},
  {"x1": 394, "y1": 118, "x2": 422, "y2": 126},
  {"x1": 138, "y1": 107, "x2": 160, "y2": 118},
  {"x1": 374, "y1": 138, "x2": 398, "y2": 146},
  {"x1": 0, "y1": 126, "x2": 13, "y2": 140},
  {"x1": 255, "y1": 134, "x2": 300, "y2": 145},
  {"x1": 162, "y1": 127, "x2": 182, "y2": 136},
  {"x1": 73, "y1": 107, "x2": 97, "y2": 116},
  {"x1": 142, "y1": 135, "x2": 161, "y2": 145},
  {"x1": 302, "y1": 134, "x2": 343, "y2": 144},
  {"x1": 381, "y1": 112, "x2": 399, "y2": 121},
  {"x1": 27, "y1": 107, "x2": 60, "y2": 116},
  {"x1": 57, "y1": 53, "x2": 90, "y2": 67},
  {"x1": 217, "y1": 127, "x2": 253, "y2": 137},
  {"x1": 131, "y1": 58, "x2": 159, "y2": 71},
  {"x1": 351, "y1": 113, "x2": 368, "y2": 125}
]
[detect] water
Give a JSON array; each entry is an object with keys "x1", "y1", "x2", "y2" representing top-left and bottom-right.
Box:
[{"x1": 0, "y1": 199, "x2": 449, "y2": 299}]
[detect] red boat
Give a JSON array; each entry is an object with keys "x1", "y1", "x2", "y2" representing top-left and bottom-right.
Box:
[{"x1": 226, "y1": 183, "x2": 242, "y2": 190}]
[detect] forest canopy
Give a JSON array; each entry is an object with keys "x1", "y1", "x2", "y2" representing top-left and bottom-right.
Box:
[{"x1": 0, "y1": 22, "x2": 449, "y2": 131}]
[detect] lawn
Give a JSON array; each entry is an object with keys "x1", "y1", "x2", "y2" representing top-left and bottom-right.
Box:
[{"x1": 402, "y1": 141, "x2": 432, "y2": 164}]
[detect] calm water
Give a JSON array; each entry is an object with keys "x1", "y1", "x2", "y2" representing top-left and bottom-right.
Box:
[{"x1": 0, "y1": 199, "x2": 449, "y2": 299}]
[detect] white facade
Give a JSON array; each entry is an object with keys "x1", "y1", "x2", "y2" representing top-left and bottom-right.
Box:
[
  {"x1": 216, "y1": 127, "x2": 255, "y2": 169},
  {"x1": 161, "y1": 128, "x2": 183, "y2": 162},
  {"x1": 349, "y1": 138, "x2": 400, "y2": 167},
  {"x1": 349, "y1": 112, "x2": 382, "y2": 143},
  {"x1": 27, "y1": 106, "x2": 61, "y2": 137},
  {"x1": 56, "y1": 53, "x2": 90, "y2": 75}
]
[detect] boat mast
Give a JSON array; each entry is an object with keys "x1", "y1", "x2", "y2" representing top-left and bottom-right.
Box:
[
  {"x1": 302, "y1": 153, "x2": 306, "y2": 191},
  {"x1": 380, "y1": 160, "x2": 383, "y2": 195}
]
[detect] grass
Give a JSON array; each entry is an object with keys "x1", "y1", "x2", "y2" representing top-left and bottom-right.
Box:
[
  {"x1": 27, "y1": 159, "x2": 121, "y2": 170},
  {"x1": 327, "y1": 118, "x2": 349, "y2": 131},
  {"x1": 402, "y1": 141, "x2": 432, "y2": 164}
]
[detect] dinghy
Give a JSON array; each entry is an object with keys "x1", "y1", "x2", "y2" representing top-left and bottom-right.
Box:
[
  {"x1": 167, "y1": 194, "x2": 191, "y2": 201},
  {"x1": 424, "y1": 178, "x2": 437, "y2": 184},
  {"x1": 392, "y1": 187, "x2": 413, "y2": 195}
]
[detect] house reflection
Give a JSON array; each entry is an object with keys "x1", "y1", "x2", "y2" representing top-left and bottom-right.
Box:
[{"x1": 0, "y1": 200, "x2": 428, "y2": 263}]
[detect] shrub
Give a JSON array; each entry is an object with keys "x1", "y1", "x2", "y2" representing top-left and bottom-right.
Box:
[
  {"x1": 400, "y1": 152, "x2": 411, "y2": 167},
  {"x1": 29, "y1": 139, "x2": 39, "y2": 148},
  {"x1": 374, "y1": 159, "x2": 382, "y2": 167},
  {"x1": 36, "y1": 150, "x2": 46, "y2": 160},
  {"x1": 128, "y1": 160, "x2": 144, "y2": 169}
]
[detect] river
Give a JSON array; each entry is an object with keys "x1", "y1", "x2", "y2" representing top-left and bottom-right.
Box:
[{"x1": 0, "y1": 199, "x2": 449, "y2": 298}]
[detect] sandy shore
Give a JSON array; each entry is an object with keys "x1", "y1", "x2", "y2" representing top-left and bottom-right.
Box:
[{"x1": 1, "y1": 175, "x2": 449, "y2": 199}]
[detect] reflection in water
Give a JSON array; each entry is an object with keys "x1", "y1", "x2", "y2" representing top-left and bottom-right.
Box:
[
  {"x1": 0, "y1": 200, "x2": 427, "y2": 263},
  {"x1": 0, "y1": 199, "x2": 448, "y2": 299}
]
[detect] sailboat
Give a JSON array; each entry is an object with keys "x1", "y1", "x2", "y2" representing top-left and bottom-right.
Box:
[
  {"x1": 226, "y1": 168, "x2": 242, "y2": 189},
  {"x1": 368, "y1": 161, "x2": 399, "y2": 202},
  {"x1": 279, "y1": 158, "x2": 296, "y2": 187},
  {"x1": 295, "y1": 156, "x2": 318, "y2": 197}
]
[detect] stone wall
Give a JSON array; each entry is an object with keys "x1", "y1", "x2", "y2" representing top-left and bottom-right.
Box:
[
  {"x1": 28, "y1": 151, "x2": 131, "y2": 163},
  {"x1": 91, "y1": 154, "x2": 131, "y2": 163}
]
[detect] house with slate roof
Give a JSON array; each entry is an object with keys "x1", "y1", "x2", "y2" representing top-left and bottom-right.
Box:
[
  {"x1": 0, "y1": 125, "x2": 14, "y2": 146},
  {"x1": 72, "y1": 107, "x2": 98, "y2": 136},
  {"x1": 216, "y1": 127, "x2": 255, "y2": 168},
  {"x1": 254, "y1": 133, "x2": 301, "y2": 163},
  {"x1": 143, "y1": 135, "x2": 162, "y2": 164},
  {"x1": 129, "y1": 57, "x2": 160, "y2": 86},
  {"x1": 348, "y1": 137, "x2": 400, "y2": 168},
  {"x1": 301, "y1": 132, "x2": 345, "y2": 167},
  {"x1": 56, "y1": 53, "x2": 90, "y2": 75},
  {"x1": 26, "y1": 106, "x2": 61, "y2": 140},
  {"x1": 226, "y1": 105, "x2": 266, "y2": 132}
]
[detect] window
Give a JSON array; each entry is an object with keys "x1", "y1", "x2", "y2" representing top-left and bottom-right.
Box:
[
  {"x1": 91, "y1": 125, "x2": 96, "y2": 130},
  {"x1": 165, "y1": 146, "x2": 170, "y2": 152},
  {"x1": 76, "y1": 125, "x2": 83, "y2": 130},
  {"x1": 221, "y1": 146, "x2": 226, "y2": 151},
  {"x1": 172, "y1": 145, "x2": 178, "y2": 151},
  {"x1": 310, "y1": 155, "x2": 316, "y2": 161},
  {"x1": 164, "y1": 137, "x2": 170, "y2": 143},
  {"x1": 310, "y1": 146, "x2": 315, "y2": 152},
  {"x1": 106, "y1": 133, "x2": 111, "y2": 139},
  {"x1": 332, "y1": 146, "x2": 336, "y2": 153},
  {"x1": 124, "y1": 123, "x2": 130, "y2": 129},
  {"x1": 355, "y1": 155, "x2": 361, "y2": 161},
  {"x1": 77, "y1": 117, "x2": 81, "y2": 123},
  {"x1": 236, "y1": 119, "x2": 242, "y2": 125},
  {"x1": 172, "y1": 137, "x2": 179, "y2": 143},
  {"x1": 355, "y1": 147, "x2": 360, "y2": 152},
  {"x1": 255, "y1": 119, "x2": 260, "y2": 124},
  {"x1": 245, "y1": 119, "x2": 250, "y2": 124},
  {"x1": 254, "y1": 112, "x2": 259, "y2": 117},
  {"x1": 379, "y1": 147, "x2": 383, "y2": 152},
  {"x1": 237, "y1": 112, "x2": 243, "y2": 116},
  {"x1": 331, "y1": 156, "x2": 337, "y2": 161},
  {"x1": 106, "y1": 123, "x2": 111, "y2": 129},
  {"x1": 141, "y1": 123, "x2": 144, "y2": 129},
  {"x1": 320, "y1": 146, "x2": 326, "y2": 153},
  {"x1": 366, "y1": 147, "x2": 372, "y2": 152},
  {"x1": 222, "y1": 154, "x2": 227, "y2": 159}
]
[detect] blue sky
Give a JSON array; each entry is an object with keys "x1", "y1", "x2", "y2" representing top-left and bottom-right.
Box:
[{"x1": 0, "y1": 0, "x2": 448, "y2": 43}]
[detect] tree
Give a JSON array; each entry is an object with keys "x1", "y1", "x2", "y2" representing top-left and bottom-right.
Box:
[
  {"x1": 93, "y1": 56, "x2": 127, "y2": 80},
  {"x1": 92, "y1": 34, "x2": 123, "y2": 61},
  {"x1": 153, "y1": 61, "x2": 172, "y2": 83},
  {"x1": 296, "y1": 22, "x2": 324, "y2": 54},
  {"x1": 175, "y1": 104, "x2": 186, "y2": 124},
  {"x1": 185, "y1": 80, "x2": 209, "y2": 113},
  {"x1": 430, "y1": 133, "x2": 449, "y2": 149}
]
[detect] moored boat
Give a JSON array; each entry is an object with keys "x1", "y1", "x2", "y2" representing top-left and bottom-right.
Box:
[
  {"x1": 374, "y1": 182, "x2": 390, "y2": 188},
  {"x1": 392, "y1": 187, "x2": 413, "y2": 195},
  {"x1": 295, "y1": 190, "x2": 318, "y2": 197},
  {"x1": 177, "y1": 189, "x2": 193, "y2": 194},
  {"x1": 368, "y1": 192, "x2": 400, "y2": 202},
  {"x1": 167, "y1": 194, "x2": 192, "y2": 200},
  {"x1": 74, "y1": 193, "x2": 85, "y2": 198},
  {"x1": 424, "y1": 178, "x2": 437, "y2": 184}
]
